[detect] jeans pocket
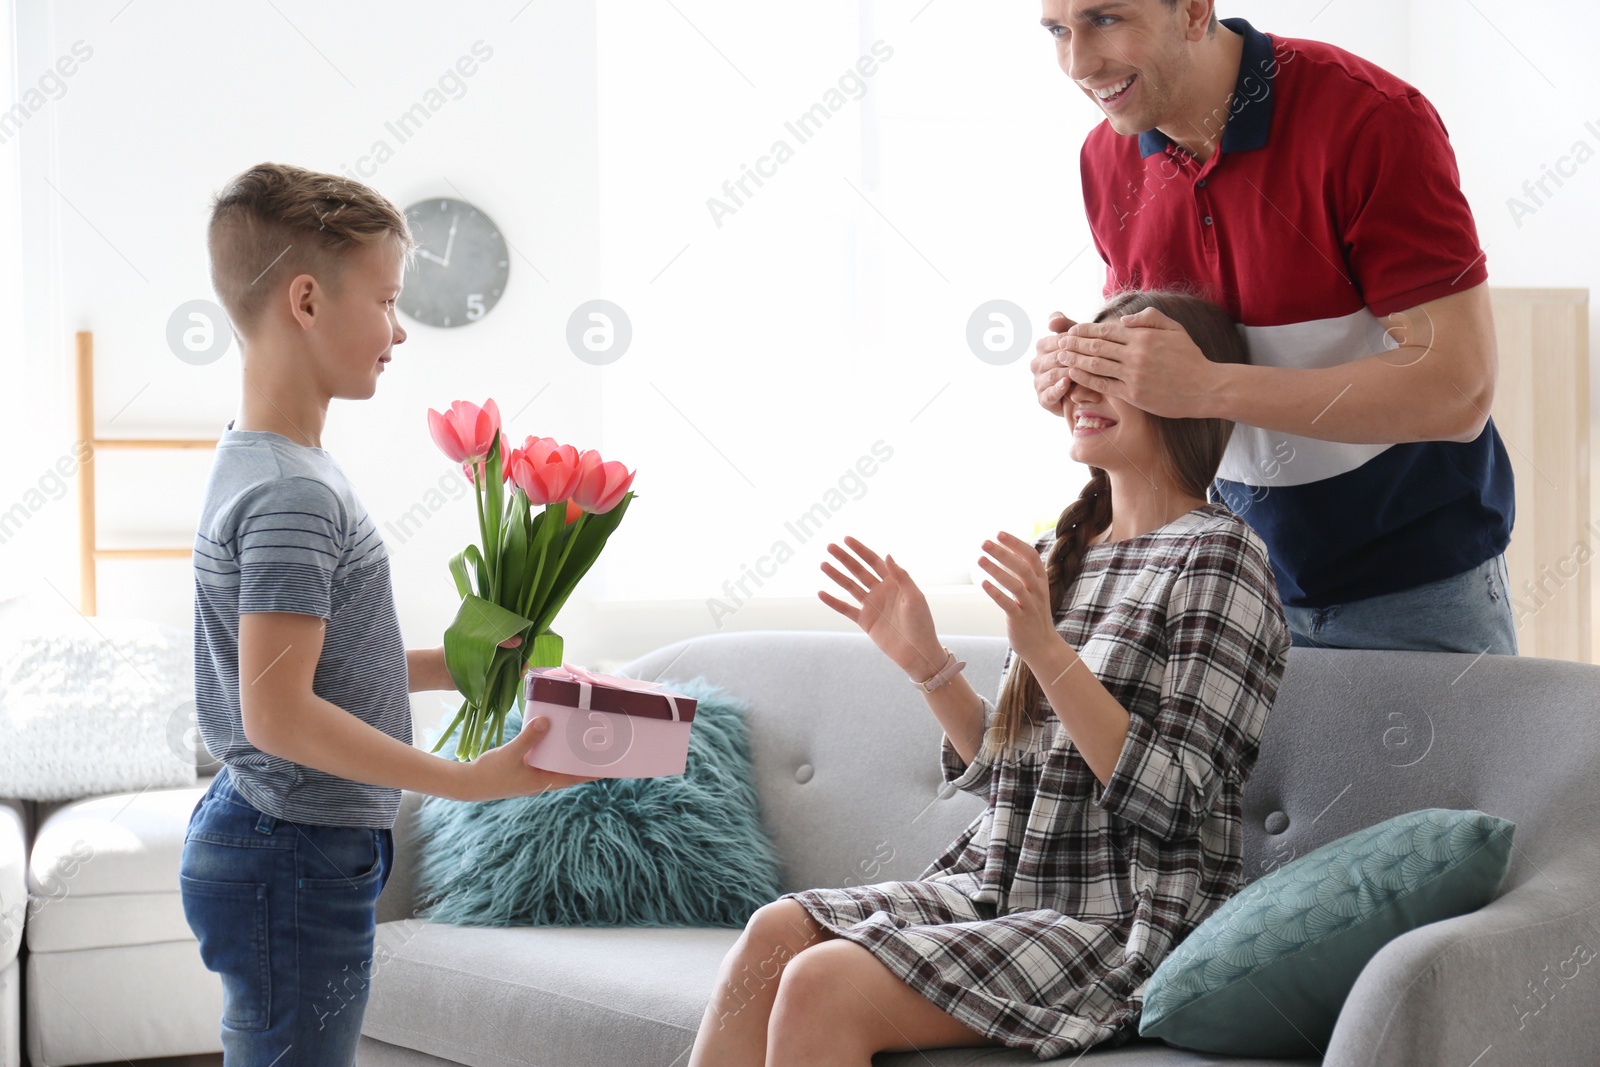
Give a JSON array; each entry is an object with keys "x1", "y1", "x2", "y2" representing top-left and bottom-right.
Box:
[
  {"x1": 297, "y1": 826, "x2": 384, "y2": 891},
  {"x1": 179, "y1": 873, "x2": 271, "y2": 1032}
]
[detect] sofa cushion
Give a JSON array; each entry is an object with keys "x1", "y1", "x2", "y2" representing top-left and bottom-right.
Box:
[
  {"x1": 1139, "y1": 807, "x2": 1515, "y2": 1056},
  {"x1": 414, "y1": 678, "x2": 781, "y2": 928},
  {"x1": 26, "y1": 778, "x2": 212, "y2": 952},
  {"x1": 362, "y1": 921, "x2": 740, "y2": 1066},
  {"x1": 26, "y1": 941, "x2": 223, "y2": 1065},
  {"x1": 359, "y1": 922, "x2": 1311, "y2": 1066}
]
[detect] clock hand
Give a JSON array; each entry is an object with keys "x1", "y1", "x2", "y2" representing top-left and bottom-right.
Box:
[
  {"x1": 441, "y1": 216, "x2": 459, "y2": 268},
  {"x1": 417, "y1": 248, "x2": 447, "y2": 266}
]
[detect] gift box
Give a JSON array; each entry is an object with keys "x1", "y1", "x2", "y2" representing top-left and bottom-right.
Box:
[{"x1": 521, "y1": 663, "x2": 698, "y2": 778}]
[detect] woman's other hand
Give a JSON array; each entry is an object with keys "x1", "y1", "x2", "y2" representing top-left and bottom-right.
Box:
[
  {"x1": 978, "y1": 530, "x2": 1062, "y2": 666},
  {"x1": 818, "y1": 536, "x2": 945, "y2": 682}
]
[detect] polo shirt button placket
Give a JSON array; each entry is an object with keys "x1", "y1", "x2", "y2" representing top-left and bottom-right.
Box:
[
  {"x1": 1185, "y1": 149, "x2": 1217, "y2": 251},
  {"x1": 1200, "y1": 198, "x2": 1217, "y2": 253}
]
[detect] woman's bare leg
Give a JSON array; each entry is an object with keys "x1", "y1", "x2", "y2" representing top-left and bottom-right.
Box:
[
  {"x1": 765, "y1": 939, "x2": 999, "y2": 1067},
  {"x1": 687, "y1": 899, "x2": 836, "y2": 1067}
]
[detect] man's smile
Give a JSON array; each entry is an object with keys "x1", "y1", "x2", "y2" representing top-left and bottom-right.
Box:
[{"x1": 1086, "y1": 73, "x2": 1138, "y2": 112}]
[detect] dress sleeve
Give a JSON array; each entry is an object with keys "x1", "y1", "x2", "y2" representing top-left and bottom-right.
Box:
[
  {"x1": 940, "y1": 692, "x2": 1000, "y2": 798},
  {"x1": 941, "y1": 530, "x2": 1058, "y2": 798},
  {"x1": 1091, "y1": 525, "x2": 1291, "y2": 840},
  {"x1": 232, "y1": 477, "x2": 345, "y2": 620},
  {"x1": 1339, "y1": 91, "x2": 1488, "y2": 318}
]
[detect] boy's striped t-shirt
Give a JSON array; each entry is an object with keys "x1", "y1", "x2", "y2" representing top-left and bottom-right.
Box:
[{"x1": 191, "y1": 420, "x2": 411, "y2": 828}]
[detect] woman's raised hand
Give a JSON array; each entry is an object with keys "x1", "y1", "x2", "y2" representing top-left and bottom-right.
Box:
[{"x1": 818, "y1": 536, "x2": 945, "y2": 682}]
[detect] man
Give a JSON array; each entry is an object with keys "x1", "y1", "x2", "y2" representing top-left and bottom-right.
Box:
[{"x1": 1031, "y1": 0, "x2": 1516, "y2": 654}]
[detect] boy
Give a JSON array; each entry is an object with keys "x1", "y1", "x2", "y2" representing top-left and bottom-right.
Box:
[{"x1": 182, "y1": 161, "x2": 593, "y2": 1066}]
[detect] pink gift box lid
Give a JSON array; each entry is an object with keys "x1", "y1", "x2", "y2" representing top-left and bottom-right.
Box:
[{"x1": 523, "y1": 664, "x2": 697, "y2": 723}]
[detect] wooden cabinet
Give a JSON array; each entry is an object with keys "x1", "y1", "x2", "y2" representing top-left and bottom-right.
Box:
[{"x1": 1489, "y1": 288, "x2": 1592, "y2": 663}]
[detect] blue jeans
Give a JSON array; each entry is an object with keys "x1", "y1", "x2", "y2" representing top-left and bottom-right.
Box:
[
  {"x1": 179, "y1": 766, "x2": 394, "y2": 1066},
  {"x1": 1283, "y1": 552, "x2": 1518, "y2": 655}
]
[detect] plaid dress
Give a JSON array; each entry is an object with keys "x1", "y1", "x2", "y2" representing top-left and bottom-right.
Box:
[{"x1": 782, "y1": 502, "x2": 1291, "y2": 1060}]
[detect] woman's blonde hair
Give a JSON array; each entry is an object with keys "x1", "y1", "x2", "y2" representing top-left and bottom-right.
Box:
[{"x1": 988, "y1": 288, "x2": 1249, "y2": 751}]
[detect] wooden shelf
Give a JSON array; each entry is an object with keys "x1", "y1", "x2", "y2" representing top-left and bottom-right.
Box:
[{"x1": 75, "y1": 330, "x2": 217, "y2": 616}]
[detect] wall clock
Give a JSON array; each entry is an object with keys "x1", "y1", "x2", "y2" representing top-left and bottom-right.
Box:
[{"x1": 398, "y1": 197, "x2": 509, "y2": 327}]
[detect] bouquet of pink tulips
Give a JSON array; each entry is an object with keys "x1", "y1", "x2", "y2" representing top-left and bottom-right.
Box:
[{"x1": 427, "y1": 399, "x2": 637, "y2": 761}]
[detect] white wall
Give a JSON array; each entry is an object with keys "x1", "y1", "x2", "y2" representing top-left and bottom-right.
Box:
[
  {"x1": 1, "y1": 2, "x2": 1594, "y2": 730},
  {"x1": 0, "y1": 0, "x2": 24, "y2": 569},
  {"x1": 584, "y1": 0, "x2": 1535, "y2": 664},
  {"x1": 0, "y1": 1, "x2": 603, "y2": 735},
  {"x1": 1407, "y1": 0, "x2": 1600, "y2": 590}
]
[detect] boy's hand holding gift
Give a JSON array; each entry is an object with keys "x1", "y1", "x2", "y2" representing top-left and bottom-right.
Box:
[
  {"x1": 425, "y1": 398, "x2": 640, "y2": 766},
  {"x1": 434, "y1": 633, "x2": 590, "y2": 800}
]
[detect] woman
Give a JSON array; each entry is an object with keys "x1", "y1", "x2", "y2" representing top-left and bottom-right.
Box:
[{"x1": 686, "y1": 289, "x2": 1293, "y2": 1065}]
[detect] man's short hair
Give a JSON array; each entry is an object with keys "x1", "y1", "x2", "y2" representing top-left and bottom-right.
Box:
[{"x1": 208, "y1": 162, "x2": 415, "y2": 338}]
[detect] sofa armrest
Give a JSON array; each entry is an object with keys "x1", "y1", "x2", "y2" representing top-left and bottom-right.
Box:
[
  {"x1": 376, "y1": 789, "x2": 429, "y2": 925},
  {"x1": 0, "y1": 800, "x2": 25, "y2": 968},
  {"x1": 1326, "y1": 845, "x2": 1600, "y2": 1066}
]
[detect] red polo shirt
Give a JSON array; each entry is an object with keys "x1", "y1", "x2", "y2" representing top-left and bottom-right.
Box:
[{"x1": 1080, "y1": 16, "x2": 1513, "y2": 609}]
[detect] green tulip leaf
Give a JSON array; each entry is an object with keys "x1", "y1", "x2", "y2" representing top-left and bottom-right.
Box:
[{"x1": 442, "y1": 594, "x2": 534, "y2": 708}]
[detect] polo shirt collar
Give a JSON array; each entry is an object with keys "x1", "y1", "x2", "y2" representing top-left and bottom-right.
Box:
[{"x1": 1137, "y1": 16, "x2": 1275, "y2": 159}]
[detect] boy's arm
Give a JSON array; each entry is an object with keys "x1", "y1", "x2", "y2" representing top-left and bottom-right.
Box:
[
  {"x1": 406, "y1": 645, "x2": 453, "y2": 693},
  {"x1": 408, "y1": 637, "x2": 523, "y2": 692},
  {"x1": 240, "y1": 612, "x2": 591, "y2": 801}
]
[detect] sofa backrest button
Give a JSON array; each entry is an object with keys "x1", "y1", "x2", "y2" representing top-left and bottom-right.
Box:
[{"x1": 794, "y1": 763, "x2": 814, "y2": 784}]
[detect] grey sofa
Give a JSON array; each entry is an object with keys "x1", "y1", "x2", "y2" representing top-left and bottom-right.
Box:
[{"x1": 359, "y1": 629, "x2": 1600, "y2": 1066}]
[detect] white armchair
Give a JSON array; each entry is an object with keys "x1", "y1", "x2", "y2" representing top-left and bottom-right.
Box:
[
  {"x1": 0, "y1": 601, "x2": 225, "y2": 1065},
  {"x1": 1, "y1": 798, "x2": 26, "y2": 1067},
  {"x1": 24, "y1": 780, "x2": 224, "y2": 1066}
]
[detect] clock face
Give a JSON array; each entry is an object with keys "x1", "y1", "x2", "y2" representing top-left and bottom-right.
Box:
[{"x1": 398, "y1": 197, "x2": 510, "y2": 328}]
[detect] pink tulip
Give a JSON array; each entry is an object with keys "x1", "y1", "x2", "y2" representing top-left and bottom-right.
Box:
[
  {"x1": 428, "y1": 399, "x2": 501, "y2": 464},
  {"x1": 506, "y1": 436, "x2": 583, "y2": 505},
  {"x1": 460, "y1": 431, "x2": 511, "y2": 486},
  {"x1": 564, "y1": 500, "x2": 583, "y2": 525},
  {"x1": 571, "y1": 449, "x2": 636, "y2": 514}
]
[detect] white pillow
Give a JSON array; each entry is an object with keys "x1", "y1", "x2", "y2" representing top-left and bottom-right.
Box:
[{"x1": 0, "y1": 607, "x2": 196, "y2": 801}]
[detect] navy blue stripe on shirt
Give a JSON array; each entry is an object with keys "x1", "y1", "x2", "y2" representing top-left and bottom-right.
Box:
[{"x1": 1211, "y1": 425, "x2": 1513, "y2": 607}]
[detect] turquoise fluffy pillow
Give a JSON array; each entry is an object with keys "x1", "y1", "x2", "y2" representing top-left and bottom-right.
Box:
[
  {"x1": 1139, "y1": 807, "x2": 1514, "y2": 1056},
  {"x1": 414, "y1": 676, "x2": 782, "y2": 927}
]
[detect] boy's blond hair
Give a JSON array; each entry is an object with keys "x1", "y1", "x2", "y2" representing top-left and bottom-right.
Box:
[{"x1": 208, "y1": 162, "x2": 415, "y2": 338}]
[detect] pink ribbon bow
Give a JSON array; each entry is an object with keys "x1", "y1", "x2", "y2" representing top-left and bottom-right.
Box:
[{"x1": 536, "y1": 662, "x2": 687, "y2": 721}]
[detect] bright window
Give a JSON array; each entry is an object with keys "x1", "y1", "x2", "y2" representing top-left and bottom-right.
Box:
[{"x1": 594, "y1": 2, "x2": 1105, "y2": 602}]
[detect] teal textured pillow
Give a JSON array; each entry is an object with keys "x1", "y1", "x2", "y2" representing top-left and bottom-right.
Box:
[
  {"x1": 1139, "y1": 807, "x2": 1514, "y2": 1056},
  {"x1": 414, "y1": 676, "x2": 782, "y2": 927}
]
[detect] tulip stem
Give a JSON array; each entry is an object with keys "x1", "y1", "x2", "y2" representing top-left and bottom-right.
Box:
[
  {"x1": 431, "y1": 699, "x2": 469, "y2": 755},
  {"x1": 472, "y1": 468, "x2": 492, "y2": 598}
]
